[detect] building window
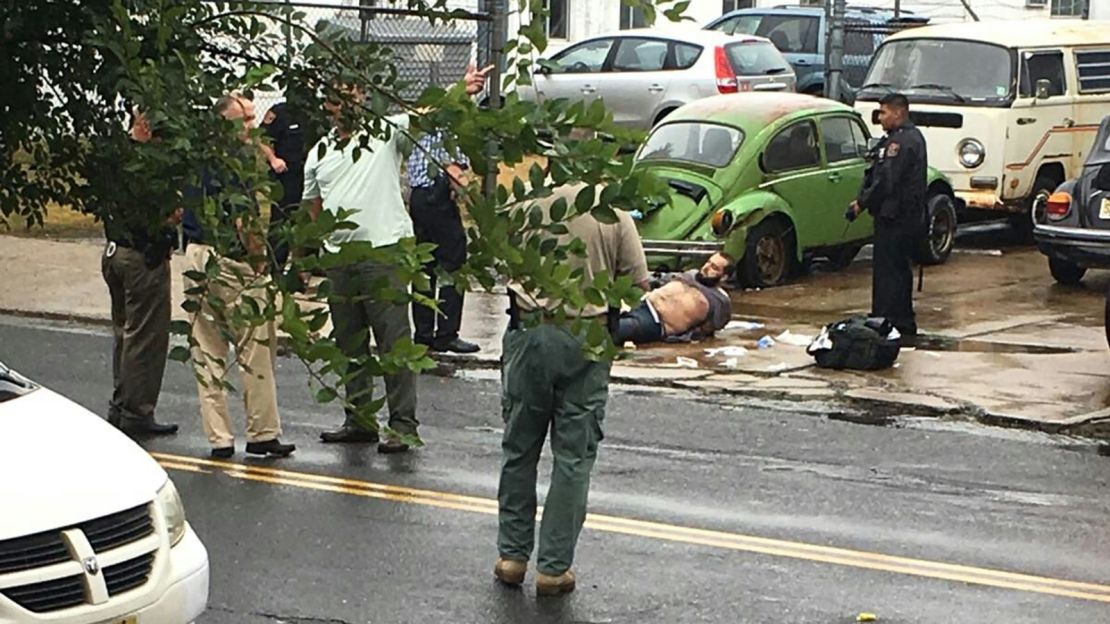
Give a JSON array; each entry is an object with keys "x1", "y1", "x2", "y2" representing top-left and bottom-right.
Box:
[
  {"x1": 1051, "y1": 0, "x2": 1087, "y2": 17},
  {"x1": 544, "y1": 0, "x2": 568, "y2": 39},
  {"x1": 620, "y1": 5, "x2": 648, "y2": 30},
  {"x1": 722, "y1": 0, "x2": 755, "y2": 12}
]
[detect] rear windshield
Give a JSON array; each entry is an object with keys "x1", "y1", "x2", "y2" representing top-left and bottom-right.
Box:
[
  {"x1": 0, "y1": 363, "x2": 36, "y2": 403},
  {"x1": 637, "y1": 122, "x2": 745, "y2": 168},
  {"x1": 725, "y1": 41, "x2": 791, "y2": 76}
]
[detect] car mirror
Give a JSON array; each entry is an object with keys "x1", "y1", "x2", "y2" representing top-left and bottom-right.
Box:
[
  {"x1": 1096, "y1": 164, "x2": 1110, "y2": 192},
  {"x1": 534, "y1": 63, "x2": 553, "y2": 76},
  {"x1": 1035, "y1": 79, "x2": 1052, "y2": 100},
  {"x1": 867, "y1": 137, "x2": 882, "y2": 152}
]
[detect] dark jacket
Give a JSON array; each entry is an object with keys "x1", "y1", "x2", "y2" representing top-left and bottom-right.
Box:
[{"x1": 858, "y1": 122, "x2": 928, "y2": 223}]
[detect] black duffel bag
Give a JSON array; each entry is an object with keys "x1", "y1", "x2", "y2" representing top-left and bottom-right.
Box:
[{"x1": 806, "y1": 316, "x2": 901, "y2": 370}]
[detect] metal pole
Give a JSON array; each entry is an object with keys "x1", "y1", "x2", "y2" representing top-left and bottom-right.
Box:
[
  {"x1": 827, "y1": 0, "x2": 845, "y2": 102},
  {"x1": 483, "y1": 0, "x2": 507, "y2": 200},
  {"x1": 894, "y1": 0, "x2": 901, "y2": 19}
]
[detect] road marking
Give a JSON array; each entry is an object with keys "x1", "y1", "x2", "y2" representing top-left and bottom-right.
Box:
[{"x1": 154, "y1": 452, "x2": 1110, "y2": 604}]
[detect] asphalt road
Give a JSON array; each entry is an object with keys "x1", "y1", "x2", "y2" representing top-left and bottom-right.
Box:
[{"x1": 3, "y1": 316, "x2": 1109, "y2": 624}]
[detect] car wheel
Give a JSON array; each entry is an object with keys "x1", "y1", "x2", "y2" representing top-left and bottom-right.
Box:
[
  {"x1": 1048, "y1": 256, "x2": 1086, "y2": 285},
  {"x1": 1010, "y1": 175, "x2": 1057, "y2": 241},
  {"x1": 914, "y1": 193, "x2": 957, "y2": 265},
  {"x1": 653, "y1": 108, "x2": 677, "y2": 127},
  {"x1": 826, "y1": 244, "x2": 862, "y2": 270},
  {"x1": 1104, "y1": 284, "x2": 1110, "y2": 350},
  {"x1": 740, "y1": 220, "x2": 793, "y2": 287}
]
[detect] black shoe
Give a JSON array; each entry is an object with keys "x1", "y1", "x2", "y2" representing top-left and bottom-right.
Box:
[
  {"x1": 433, "y1": 338, "x2": 480, "y2": 354},
  {"x1": 245, "y1": 439, "x2": 296, "y2": 457},
  {"x1": 122, "y1": 419, "x2": 179, "y2": 436},
  {"x1": 211, "y1": 446, "x2": 234, "y2": 459},
  {"x1": 377, "y1": 435, "x2": 411, "y2": 454},
  {"x1": 319, "y1": 426, "x2": 379, "y2": 444}
]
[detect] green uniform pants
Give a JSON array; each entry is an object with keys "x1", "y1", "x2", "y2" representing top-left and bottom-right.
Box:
[
  {"x1": 101, "y1": 245, "x2": 171, "y2": 424},
  {"x1": 327, "y1": 258, "x2": 419, "y2": 436},
  {"x1": 497, "y1": 323, "x2": 610, "y2": 576}
]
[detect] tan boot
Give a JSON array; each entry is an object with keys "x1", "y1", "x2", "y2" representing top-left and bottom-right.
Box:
[
  {"x1": 494, "y1": 557, "x2": 527, "y2": 585},
  {"x1": 535, "y1": 569, "x2": 576, "y2": 596}
]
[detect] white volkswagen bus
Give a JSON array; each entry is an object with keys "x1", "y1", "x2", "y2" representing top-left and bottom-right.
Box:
[{"x1": 854, "y1": 20, "x2": 1110, "y2": 230}]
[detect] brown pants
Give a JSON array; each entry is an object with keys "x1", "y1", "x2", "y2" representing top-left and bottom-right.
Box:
[
  {"x1": 184, "y1": 244, "x2": 282, "y2": 447},
  {"x1": 102, "y1": 245, "x2": 171, "y2": 423}
]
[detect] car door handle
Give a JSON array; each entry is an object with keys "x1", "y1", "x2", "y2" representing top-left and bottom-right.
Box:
[
  {"x1": 1063, "y1": 117, "x2": 1076, "y2": 128},
  {"x1": 648, "y1": 84, "x2": 665, "y2": 93},
  {"x1": 580, "y1": 86, "x2": 596, "y2": 94},
  {"x1": 793, "y1": 59, "x2": 810, "y2": 66},
  {"x1": 1017, "y1": 117, "x2": 1037, "y2": 125},
  {"x1": 828, "y1": 172, "x2": 841, "y2": 182}
]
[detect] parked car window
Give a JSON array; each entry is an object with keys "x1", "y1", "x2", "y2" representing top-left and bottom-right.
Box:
[
  {"x1": 821, "y1": 117, "x2": 866, "y2": 163},
  {"x1": 763, "y1": 121, "x2": 820, "y2": 172},
  {"x1": 711, "y1": 14, "x2": 761, "y2": 36},
  {"x1": 757, "y1": 15, "x2": 820, "y2": 55},
  {"x1": 844, "y1": 20, "x2": 875, "y2": 56},
  {"x1": 550, "y1": 39, "x2": 614, "y2": 73},
  {"x1": 612, "y1": 38, "x2": 668, "y2": 72},
  {"x1": 1019, "y1": 50, "x2": 1067, "y2": 98},
  {"x1": 638, "y1": 122, "x2": 745, "y2": 168},
  {"x1": 1076, "y1": 50, "x2": 1110, "y2": 95},
  {"x1": 674, "y1": 43, "x2": 703, "y2": 70},
  {"x1": 724, "y1": 41, "x2": 790, "y2": 75}
]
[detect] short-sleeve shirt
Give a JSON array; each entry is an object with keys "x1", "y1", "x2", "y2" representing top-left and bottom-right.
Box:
[
  {"x1": 303, "y1": 113, "x2": 414, "y2": 252},
  {"x1": 510, "y1": 185, "x2": 650, "y2": 318}
]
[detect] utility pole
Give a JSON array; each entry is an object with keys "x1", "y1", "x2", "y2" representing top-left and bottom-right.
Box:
[
  {"x1": 894, "y1": 0, "x2": 901, "y2": 18},
  {"x1": 827, "y1": 0, "x2": 846, "y2": 101},
  {"x1": 482, "y1": 0, "x2": 507, "y2": 200}
]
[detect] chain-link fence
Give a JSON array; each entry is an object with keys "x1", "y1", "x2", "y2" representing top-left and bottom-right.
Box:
[{"x1": 238, "y1": 1, "x2": 495, "y2": 118}]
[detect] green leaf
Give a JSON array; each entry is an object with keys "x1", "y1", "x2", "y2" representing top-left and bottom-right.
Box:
[
  {"x1": 573, "y1": 186, "x2": 594, "y2": 215},
  {"x1": 550, "y1": 197, "x2": 568, "y2": 222},
  {"x1": 315, "y1": 387, "x2": 338, "y2": 403}
]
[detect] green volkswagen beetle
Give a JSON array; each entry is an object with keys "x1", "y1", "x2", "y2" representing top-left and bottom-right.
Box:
[{"x1": 633, "y1": 92, "x2": 958, "y2": 287}]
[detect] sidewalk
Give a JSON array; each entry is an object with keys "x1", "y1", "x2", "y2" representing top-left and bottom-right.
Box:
[{"x1": 4, "y1": 235, "x2": 1109, "y2": 436}]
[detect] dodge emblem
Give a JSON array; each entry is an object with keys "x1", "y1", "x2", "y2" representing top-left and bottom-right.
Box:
[{"x1": 83, "y1": 556, "x2": 100, "y2": 576}]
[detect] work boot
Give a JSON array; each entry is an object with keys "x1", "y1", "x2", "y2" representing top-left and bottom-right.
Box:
[
  {"x1": 433, "y1": 338, "x2": 480, "y2": 354},
  {"x1": 121, "y1": 418, "x2": 179, "y2": 436},
  {"x1": 377, "y1": 434, "x2": 411, "y2": 455},
  {"x1": 320, "y1": 425, "x2": 379, "y2": 444},
  {"x1": 494, "y1": 558, "x2": 527, "y2": 586},
  {"x1": 536, "y1": 570, "x2": 576, "y2": 596}
]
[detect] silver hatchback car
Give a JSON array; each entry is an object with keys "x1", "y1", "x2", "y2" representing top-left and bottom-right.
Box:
[{"x1": 518, "y1": 28, "x2": 796, "y2": 130}]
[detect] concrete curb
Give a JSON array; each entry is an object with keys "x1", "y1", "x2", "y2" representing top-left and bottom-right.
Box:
[{"x1": 5, "y1": 306, "x2": 1107, "y2": 439}]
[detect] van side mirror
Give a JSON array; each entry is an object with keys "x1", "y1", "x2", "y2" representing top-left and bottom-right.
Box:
[{"x1": 1035, "y1": 79, "x2": 1052, "y2": 100}]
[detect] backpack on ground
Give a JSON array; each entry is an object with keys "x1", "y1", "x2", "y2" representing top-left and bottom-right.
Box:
[{"x1": 806, "y1": 316, "x2": 901, "y2": 371}]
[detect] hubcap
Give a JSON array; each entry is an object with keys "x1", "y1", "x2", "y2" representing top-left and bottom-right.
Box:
[
  {"x1": 756, "y1": 235, "x2": 786, "y2": 283},
  {"x1": 930, "y1": 206, "x2": 954, "y2": 256}
]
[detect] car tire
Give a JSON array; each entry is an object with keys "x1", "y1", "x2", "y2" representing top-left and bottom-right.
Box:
[
  {"x1": 826, "y1": 244, "x2": 862, "y2": 270},
  {"x1": 740, "y1": 219, "x2": 793, "y2": 288},
  {"x1": 653, "y1": 108, "x2": 677, "y2": 127},
  {"x1": 1104, "y1": 284, "x2": 1110, "y2": 350},
  {"x1": 1048, "y1": 256, "x2": 1086, "y2": 285},
  {"x1": 1010, "y1": 174, "x2": 1057, "y2": 241},
  {"x1": 914, "y1": 193, "x2": 957, "y2": 265}
]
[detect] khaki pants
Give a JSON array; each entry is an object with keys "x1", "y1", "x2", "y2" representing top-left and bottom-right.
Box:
[{"x1": 184, "y1": 244, "x2": 281, "y2": 447}]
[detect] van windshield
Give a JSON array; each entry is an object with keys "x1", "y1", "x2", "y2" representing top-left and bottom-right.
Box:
[{"x1": 859, "y1": 39, "x2": 1014, "y2": 106}]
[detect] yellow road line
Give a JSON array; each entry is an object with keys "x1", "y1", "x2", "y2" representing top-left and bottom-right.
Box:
[{"x1": 154, "y1": 452, "x2": 1110, "y2": 604}]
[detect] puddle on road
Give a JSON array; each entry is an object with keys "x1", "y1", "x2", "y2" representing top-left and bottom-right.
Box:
[{"x1": 910, "y1": 335, "x2": 1077, "y2": 355}]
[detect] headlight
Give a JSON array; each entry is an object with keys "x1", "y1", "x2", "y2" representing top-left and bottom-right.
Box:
[
  {"x1": 957, "y1": 139, "x2": 985, "y2": 169},
  {"x1": 711, "y1": 210, "x2": 734, "y2": 236},
  {"x1": 156, "y1": 479, "x2": 187, "y2": 546}
]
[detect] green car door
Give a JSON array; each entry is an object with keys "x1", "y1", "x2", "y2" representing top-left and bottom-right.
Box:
[
  {"x1": 757, "y1": 118, "x2": 833, "y2": 253},
  {"x1": 814, "y1": 114, "x2": 873, "y2": 246}
]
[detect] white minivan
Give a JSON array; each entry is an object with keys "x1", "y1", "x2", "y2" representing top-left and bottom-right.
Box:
[
  {"x1": 0, "y1": 363, "x2": 208, "y2": 623},
  {"x1": 854, "y1": 20, "x2": 1110, "y2": 229}
]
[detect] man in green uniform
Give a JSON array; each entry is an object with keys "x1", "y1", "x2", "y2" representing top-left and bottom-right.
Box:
[{"x1": 494, "y1": 185, "x2": 650, "y2": 596}]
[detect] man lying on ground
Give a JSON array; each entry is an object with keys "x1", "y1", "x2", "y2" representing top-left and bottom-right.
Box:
[{"x1": 616, "y1": 252, "x2": 734, "y2": 344}]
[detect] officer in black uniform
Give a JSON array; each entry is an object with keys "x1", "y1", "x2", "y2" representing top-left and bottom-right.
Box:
[
  {"x1": 849, "y1": 93, "x2": 927, "y2": 339},
  {"x1": 259, "y1": 101, "x2": 306, "y2": 281}
]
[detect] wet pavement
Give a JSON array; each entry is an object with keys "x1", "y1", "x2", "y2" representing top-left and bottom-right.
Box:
[
  {"x1": 3, "y1": 224, "x2": 1110, "y2": 433},
  {"x1": 4, "y1": 317, "x2": 1110, "y2": 623}
]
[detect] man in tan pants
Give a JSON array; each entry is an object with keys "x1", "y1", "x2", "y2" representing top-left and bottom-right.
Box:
[{"x1": 182, "y1": 94, "x2": 294, "y2": 459}]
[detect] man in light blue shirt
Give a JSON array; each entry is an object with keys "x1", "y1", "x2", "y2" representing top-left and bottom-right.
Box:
[{"x1": 304, "y1": 64, "x2": 490, "y2": 453}]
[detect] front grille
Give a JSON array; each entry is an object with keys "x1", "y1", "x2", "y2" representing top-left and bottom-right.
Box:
[
  {"x1": 0, "y1": 575, "x2": 86, "y2": 613},
  {"x1": 0, "y1": 530, "x2": 70, "y2": 575},
  {"x1": 79, "y1": 504, "x2": 154, "y2": 552},
  {"x1": 104, "y1": 552, "x2": 155, "y2": 596}
]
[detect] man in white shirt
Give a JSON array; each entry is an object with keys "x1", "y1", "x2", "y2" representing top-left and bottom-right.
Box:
[{"x1": 303, "y1": 64, "x2": 490, "y2": 453}]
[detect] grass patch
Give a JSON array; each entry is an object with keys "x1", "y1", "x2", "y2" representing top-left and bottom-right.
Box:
[{"x1": 1, "y1": 204, "x2": 101, "y2": 240}]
